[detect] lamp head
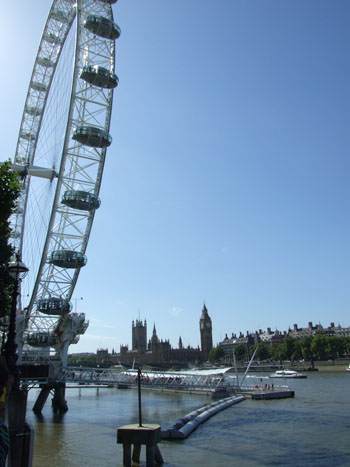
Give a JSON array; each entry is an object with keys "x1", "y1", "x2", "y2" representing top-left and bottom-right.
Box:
[{"x1": 8, "y1": 256, "x2": 29, "y2": 279}]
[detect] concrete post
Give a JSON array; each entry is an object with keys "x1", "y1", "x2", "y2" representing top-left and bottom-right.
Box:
[
  {"x1": 32, "y1": 384, "x2": 51, "y2": 414},
  {"x1": 117, "y1": 424, "x2": 163, "y2": 467},
  {"x1": 52, "y1": 383, "x2": 68, "y2": 414}
]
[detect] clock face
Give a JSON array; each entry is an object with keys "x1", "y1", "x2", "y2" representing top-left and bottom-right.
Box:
[{"x1": 206, "y1": 322, "x2": 211, "y2": 329}]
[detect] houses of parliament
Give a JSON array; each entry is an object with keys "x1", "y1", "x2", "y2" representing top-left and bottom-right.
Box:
[{"x1": 116, "y1": 304, "x2": 213, "y2": 368}]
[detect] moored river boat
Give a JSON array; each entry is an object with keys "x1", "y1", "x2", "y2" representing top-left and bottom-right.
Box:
[{"x1": 269, "y1": 369, "x2": 307, "y2": 379}]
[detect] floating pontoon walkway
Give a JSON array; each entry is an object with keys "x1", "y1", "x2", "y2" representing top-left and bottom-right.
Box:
[{"x1": 162, "y1": 395, "x2": 245, "y2": 440}]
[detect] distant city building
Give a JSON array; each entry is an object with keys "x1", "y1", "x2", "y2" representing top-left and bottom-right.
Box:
[
  {"x1": 74, "y1": 317, "x2": 349, "y2": 368},
  {"x1": 149, "y1": 324, "x2": 159, "y2": 350},
  {"x1": 331, "y1": 324, "x2": 350, "y2": 337},
  {"x1": 219, "y1": 332, "x2": 256, "y2": 358},
  {"x1": 219, "y1": 320, "x2": 350, "y2": 357},
  {"x1": 116, "y1": 306, "x2": 213, "y2": 368},
  {"x1": 96, "y1": 348, "x2": 110, "y2": 366},
  {"x1": 199, "y1": 304, "x2": 213, "y2": 358},
  {"x1": 288, "y1": 321, "x2": 350, "y2": 339},
  {"x1": 132, "y1": 319, "x2": 147, "y2": 352},
  {"x1": 148, "y1": 324, "x2": 172, "y2": 362}
]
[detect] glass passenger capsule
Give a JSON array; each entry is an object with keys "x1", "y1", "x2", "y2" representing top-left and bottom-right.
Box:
[
  {"x1": 62, "y1": 190, "x2": 101, "y2": 211},
  {"x1": 44, "y1": 32, "x2": 62, "y2": 45},
  {"x1": 80, "y1": 65, "x2": 119, "y2": 89},
  {"x1": 27, "y1": 332, "x2": 58, "y2": 347},
  {"x1": 49, "y1": 250, "x2": 87, "y2": 268},
  {"x1": 72, "y1": 126, "x2": 112, "y2": 148},
  {"x1": 31, "y1": 81, "x2": 48, "y2": 92},
  {"x1": 37, "y1": 57, "x2": 55, "y2": 68},
  {"x1": 37, "y1": 297, "x2": 72, "y2": 315},
  {"x1": 84, "y1": 15, "x2": 121, "y2": 40},
  {"x1": 99, "y1": 0, "x2": 118, "y2": 3}
]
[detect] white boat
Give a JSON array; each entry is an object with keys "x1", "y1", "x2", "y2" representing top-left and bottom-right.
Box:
[
  {"x1": 346, "y1": 364, "x2": 350, "y2": 372},
  {"x1": 269, "y1": 370, "x2": 307, "y2": 379}
]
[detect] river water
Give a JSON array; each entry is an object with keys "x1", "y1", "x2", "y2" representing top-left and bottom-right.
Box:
[{"x1": 26, "y1": 372, "x2": 350, "y2": 466}]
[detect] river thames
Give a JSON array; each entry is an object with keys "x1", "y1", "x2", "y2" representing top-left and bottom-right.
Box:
[{"x1": 27, "y1": 372, "x2": 350, "y2": 466}]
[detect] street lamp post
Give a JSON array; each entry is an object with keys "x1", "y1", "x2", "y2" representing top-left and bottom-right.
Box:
[
  {"x1": 3, "y1": 254, "x2": 32, "y2": 467},
  {"x1": 3, "y1": 254, "x2": 28, "y2": 383}
]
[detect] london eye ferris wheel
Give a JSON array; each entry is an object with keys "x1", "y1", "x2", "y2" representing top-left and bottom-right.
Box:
[{"x1": 10, "y1": 0, "x2": 120, "y2": 365}]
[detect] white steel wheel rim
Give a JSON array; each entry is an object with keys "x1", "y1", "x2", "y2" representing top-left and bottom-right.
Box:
[{"x1": 11, "y1": 0, "x2": 117, "y2": 356}]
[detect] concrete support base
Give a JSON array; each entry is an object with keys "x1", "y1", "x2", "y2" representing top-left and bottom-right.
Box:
[
  {"x1": 117, "y1": 424, "x2": 163, "y2": 467},
  {"x1": 52, "y1": 383, "x2": 68, "y2": 414},
  {"x1": 32, "y1": 384, "x2": 51, "y2": 414},
  {"x1": 33, "y1": 382, "x2": 68, "y2": 415}
]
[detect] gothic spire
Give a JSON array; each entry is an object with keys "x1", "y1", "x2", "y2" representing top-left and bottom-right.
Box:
[{"x1": 201, "y1": 303, "x2": 209, "y2": 318}]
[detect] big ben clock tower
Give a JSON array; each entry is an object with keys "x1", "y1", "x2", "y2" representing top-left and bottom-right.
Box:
[{"x1": 200, "y1": 304, "x2": 213, "y2": 359}]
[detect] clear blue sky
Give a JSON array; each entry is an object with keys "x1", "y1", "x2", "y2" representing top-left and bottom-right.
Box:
[{"x1": 1, "y1": 1, "x2": 349, "y2": 352}]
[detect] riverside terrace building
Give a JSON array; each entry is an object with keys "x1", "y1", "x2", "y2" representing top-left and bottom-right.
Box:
[
  {"x1": 219, "y1": 329, "x2": 286, "y2": 357},
  {"x1": 219, "y1": 321, "x2": 350, "y2": 356},
  {"x1": 288, "y1": 321, "x2": 350, "y2": 338}
]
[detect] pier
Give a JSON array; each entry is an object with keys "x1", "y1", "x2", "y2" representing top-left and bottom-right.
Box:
[
  {"x1": 23, "y1": 365, "x2": 295, "y2": 414},
  {"x1": 61, "y1": 367, "x2": 294, "y2": 398}
]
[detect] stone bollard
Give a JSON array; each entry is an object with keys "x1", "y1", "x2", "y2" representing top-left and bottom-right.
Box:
[{"x1": 117, "y1": 424, "x2": 164, "y2": 467}]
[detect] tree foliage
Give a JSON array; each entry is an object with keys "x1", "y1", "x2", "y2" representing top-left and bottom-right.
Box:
[
  {"x1": 255, "y1": 342, "x2": 271, "y2": 361},
  {"x1": 208, "y1": 345, "x2": 225, "y2": 363},
  {"x1": 0, "y1": 161, "x2": 20, "y2": 318},
  {"x1": 68, "y1": 353, "x2": 98, "y2": 367},
  {"x1": 238, "y1": 334, "x2": 350, "y2": 363},
  {"x1": 234, "y1": 343, "x2": 247, "y2": 361}
]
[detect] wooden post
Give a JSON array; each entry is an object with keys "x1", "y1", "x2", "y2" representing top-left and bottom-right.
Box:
[
  {"x1": 117, "y1": 368, "x2": 164, "y2": 466},
  {"x1": 137, "y1": 368, "x2": 142, "y2": 427},
  {"x1": 155, "y1": 445, "x2": 164, "y2": 464},
  {"x1": 146, "y1": 445, "x2": 155, "y2": 466},
  {"x1": 132, "y1": 444, "x2": 141, "y2": 463},
  {"x1": 122, "y1": 443, "x2": 131, "y2": 467}
]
